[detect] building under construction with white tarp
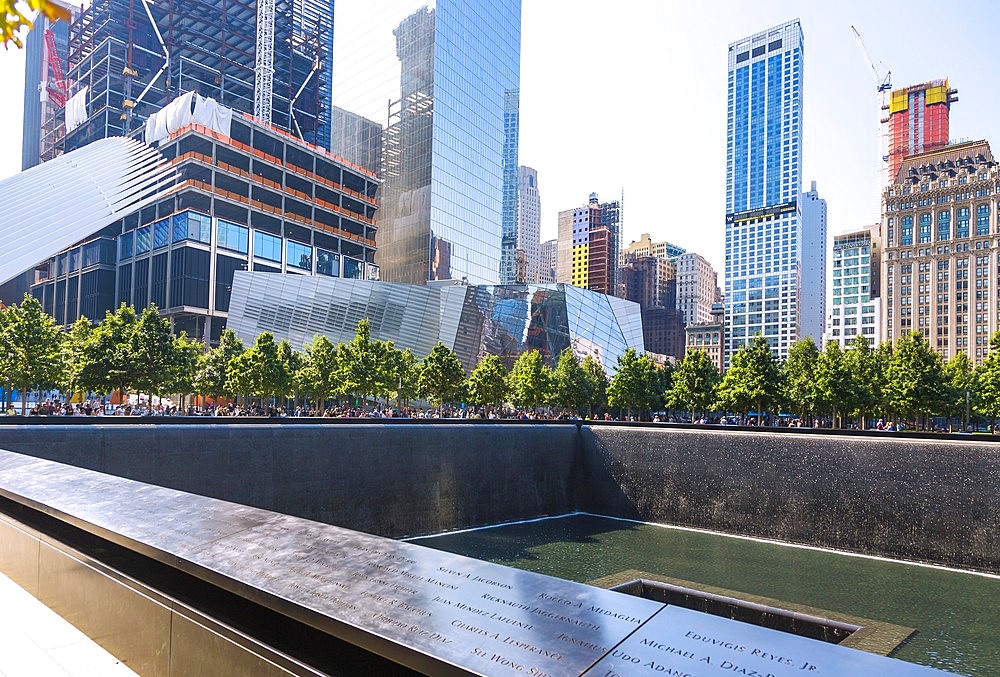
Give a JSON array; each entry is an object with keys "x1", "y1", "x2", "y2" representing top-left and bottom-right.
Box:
[{"x1": 43, "y1": 0, "x2": 332, "y2": 159}]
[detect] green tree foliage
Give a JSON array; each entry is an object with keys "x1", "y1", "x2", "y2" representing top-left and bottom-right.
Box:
[
  {"x1": 194, "y1": 328, "x2": 244, "y2": 401},
  {"x1": 77, "y1": 303, "x2": 140, "y2": 402},
  {"x1": 132, "y1": 305, "x2": 177, "y2": 400},
  {"x1": 842, "y1": 335, "x2": 877, "y2": 428},
  {"x1": 581, "y1": 355, "x2": 608, "y2": 417},
  {"x1": 60, "y1": 317, "x2": 92, "y2": 397},
  {"x1": 298, "y1": 335, "x2": 340, "y2": 406},
  {"x1": 780, "y1": 338, "x2": 820, "y2": 423},
  {"x1": 338, "y1": 319, "x2": 383, "y2": 409},
  {"x1": 417, "y1": 342, "x2": 465, "y2": 409},
  {"x1": 976, "y1": 332, "x2": 1000, "y2": 428},
  {"x1": 942, "y1": 350, "x2": 976, "y2": 431},
  {"x1": 607, "y1": 348, "x2": 660, "y2": 418},
  {"x1": 550, "y1": 348, "x2": 592, "y2": 414},
  {"x1": 227, "y1": 332, "x2": 288, "y2": 405},
  {"x1": 870, "y1": 340, "x2": 893, "y2": 419},
  {"x1": 166, "y1": 332, "x2": 201, "y2": 406},
  {"x1": 507, "y1": 350, "x2": 550, "y2": 411},
  {"x1": 715, "y1": 335, "x2": 779, "y2": 420},
  {"x1": 667, "y1": 348, "x2": 719, "y2": 420},
  {"x1": 0, "y1": 294, "x2": 64, "y2": 413},
  {"x1": 886, "y1": 330, "x2": 945, "y2": 425},
  {"x1": 815, "y1": 340, "x2": 853, "y2": 428},
  {"x1": 394, "y1": 349, "x2": 421, "y2": 408},
  {"x1": 465, "y1": 353, "x2": 508, "y2": 412}
]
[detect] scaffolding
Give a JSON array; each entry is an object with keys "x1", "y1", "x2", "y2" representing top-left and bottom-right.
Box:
[{"x1": 57, "y1": 0, "x2": 331, "y2": 156}]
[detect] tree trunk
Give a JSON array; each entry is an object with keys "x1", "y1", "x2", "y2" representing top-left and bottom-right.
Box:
[{"x1": 20, "y1": 381, "x2": 28, "y2": 415}]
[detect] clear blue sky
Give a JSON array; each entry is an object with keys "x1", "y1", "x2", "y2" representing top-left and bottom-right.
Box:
[{"x1": 2, "y1": 0, "x2": 999, "y2": 276}]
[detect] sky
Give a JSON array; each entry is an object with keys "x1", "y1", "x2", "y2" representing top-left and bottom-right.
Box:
[{"x1": 2, "y1": 0, "x2": 1000, "y2": 278}]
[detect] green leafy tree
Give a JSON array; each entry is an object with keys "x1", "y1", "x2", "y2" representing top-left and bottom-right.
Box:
[
  {"x1": 132, "y1": 305, "x2": 176, "y2": 403},
  {"x1": 871, "y1": 340, "x2": 894, "y2": 420},
  {"x1": 298, "y1": 335, "x2": 340, "y2": 406},
  {"x1": 815, "y1": 340, "x2": 853, "y2": 428},
  {"x1": 942, "y1": 350, "x2": 976, "y2": 431},
  {"x1": 842, "y1": 335, "x2": 877, "y2": 428},
  {"x1": 976, "y1": 332, "x2": 1000, "y2": 430},
  {"x1": 0, "y1": 294, "x2": 64, "y2": 414},
  {"x1": 550, "y1": 348, "x2": 592, "y2": 414},
  {"x1": 227, "y1": 332, "x2": 288, "y2": 407},
  {"x1": 667, "y1": 348, "x2": 719, "y2": 421},
  {"x1": 781, "y1": 337, "x2": 820, "y2": 423},
  {"x1": 60, "y1": 317, "x2": 92, "y2": 398},
  {"x1": 886, "y1": 330, "x2": 945, "y2": 427},
  {"x1": 78, "y1": 303, "x2": 140, "y2": 404},
  {"x1": 194, "y1": 328, "x2": 244, "y2": 402},
  {"x1": 466, "y1": 354, "x2": 508, "y2": 413},
  {"x1": 715, "y1": 335, "x2": 780, "y2": 422},
  {"x1": 508, "y1": 350, "x2": 550, "y2": 411},
  {"x1": 166, "y1": 332, "x2": 201, "y2": 408},
  {"x1": 275, "y1": 339, "x2": 300, "y2": 406},
  {"x1": 581, "y1": 355, "x2": 609, "y2": 417},
  {"x1": 338, "y1": 319, "x2": 383, "y2": 409},
  {"x1": 393, "y1": 348, "x2": 421, "y2": 408},
  {"x1": 417, "y1": 342, "x2": 466, "y2": 410},
  {"x1": 607, "y1": 348, "x2": 659, "y2": 419}
]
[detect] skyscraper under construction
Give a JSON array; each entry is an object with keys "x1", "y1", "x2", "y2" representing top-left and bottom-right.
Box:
[{"x1": 34, "y1": 0, "x2": 333, "y2": 161}]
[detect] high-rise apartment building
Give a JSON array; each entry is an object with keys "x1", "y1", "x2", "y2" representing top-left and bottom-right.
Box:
[
  {"x1": 824, "y1": 227, "x2": 880, "y2": 349},
  {"x1": 686, "y1": 302, "x2": 726, "y2": 374},
  {"x1": 500, "y1": 91, "x2": 521, "y2": 283},
  {"x1": 555, "y1": 193, "x2": 620, "y2": 295},
  {"x1": 330, "y1": 1, "x2": 521, "y2": 286},
  {"x1": 538, "y1": 239, "x2": 557, "y2": 283},
  {"x1": 887, "y1": 80, "x2": 958, "y2": 182},
  {"x1": 676, "y1": 252, "x2": 722, "y2": 326},
  {"x1": 20, "y1": 0, "x2": 80, "y2": 169},
  {"x1": 619, "y1": 233, "x2": 685, "y2": 266},
  {"x1": 55, "y1": 0, "x2": 331, "y2": 155},
  {"x1": 881, "y1": 140, "x2": 998, "y2": 364},
  {"x1": 725, "y1": 19, "x2": 827, "y2": 364},
  {"x1": 516, "y1": 166, "x2": 541, "y2": 283}
]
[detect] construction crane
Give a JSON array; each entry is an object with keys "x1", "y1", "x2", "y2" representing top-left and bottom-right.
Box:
[
  {"x1": 852, "y1": 25, "x2": 892, "y2": 188},
  {"x1": 254, "y1": 0, "x2": 275, "y2": 125},
  {"x1": 43, "y1": 28, "x2": 67, "y2": 108}
]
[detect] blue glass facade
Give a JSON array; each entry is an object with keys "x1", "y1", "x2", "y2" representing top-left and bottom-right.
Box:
[
  {"x1": 724, "y1": 20, "x2": 822, "y2": 365},
  {"x1": 500, "y1": 90, "x2": 521, "y2": 283},
  {"x1": 330, "y1": 1, "x2": 521, "y2": 286}
]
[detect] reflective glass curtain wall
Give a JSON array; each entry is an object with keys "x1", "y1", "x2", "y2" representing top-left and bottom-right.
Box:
[{"x1": 330, "y1": 0, "x2": 521, "y2": 286}]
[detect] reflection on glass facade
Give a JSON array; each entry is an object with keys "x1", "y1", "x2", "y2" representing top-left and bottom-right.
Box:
[
  {"x1": 228, "y1": 272, "x2": 643, "y2": 375},
  {"x1": 330, "y1": 1, "x2": 521, "y2": 285}
]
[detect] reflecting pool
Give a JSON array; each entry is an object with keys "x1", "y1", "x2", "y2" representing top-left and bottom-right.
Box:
[{"x1": 410, "y1": 513, "x2": 999, "y2": 675}]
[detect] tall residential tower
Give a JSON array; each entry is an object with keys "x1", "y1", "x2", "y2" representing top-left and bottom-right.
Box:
[
  {"x1": 887, "y1": 79, "x2": 958, "y2": 181},
  {"x1": 724, "y1": 19, "x2": 826, "y2": 364}
]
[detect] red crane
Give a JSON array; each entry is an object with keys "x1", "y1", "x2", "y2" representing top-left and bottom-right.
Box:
[{"x1": 44, "y1": 28, "x2": 67, "y2": 108}]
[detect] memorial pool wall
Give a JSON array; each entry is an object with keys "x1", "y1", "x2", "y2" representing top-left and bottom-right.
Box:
[{"x1": 0, "y1": 421, "x2": 996, "y2": 573}]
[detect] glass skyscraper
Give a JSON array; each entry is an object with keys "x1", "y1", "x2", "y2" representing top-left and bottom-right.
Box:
[
  {"x1": 330, "y1": 1, "x2": 521, "y2": 286},
  {"x1": 724, "y1": 19, "x2": 825, "y2": 364}
]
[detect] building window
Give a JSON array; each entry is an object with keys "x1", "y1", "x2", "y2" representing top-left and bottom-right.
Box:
[
  {"x1": 136, "y1": 225, "x2": 152, "y2": 254},
  {"x1": 957, "y1": 208, "x2": 970, "y2": 238},
  {"x1": 938, "y1": 211, "x2": 950, "y2": 241},
  {"x1": 217, "y1": 220, "x2": 249, "y2": 254},
  {"x1": 119, "y1": 231, "x2": 134, "y2": 259},
  {"x1": 977, "y1": 204, "x2": 990, "y2": 236},
  {"x1": 153, "y1": 218, "x2": 170, "y2": 249},
  {"x1": 253, "y1": 230, "x2": 282, "y2": 263},
  {"x1": 901, "y1": 216, "x2": 913, "y2": 246},
  {"x1": 287, "y1": 240, "x2": 312, "y2": 271},
  {"x1": 919, "y1": 213, "x2": 931, "y2": 243},
  {"x1": 172, "y1": 211, "x2": 212, "y2": 244}
]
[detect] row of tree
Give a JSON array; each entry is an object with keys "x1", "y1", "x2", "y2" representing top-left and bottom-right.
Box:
[
  {"x1": 3, "y1": 294, "x2": 1000, "y2": 426},
  {"x1": 670, "y1": 332, "x2": 1000, "y2": 429}
]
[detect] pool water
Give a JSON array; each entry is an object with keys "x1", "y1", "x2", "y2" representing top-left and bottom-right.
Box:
[{"x1": 410, "y1": 513, "x2": 999, "y2": 675}]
